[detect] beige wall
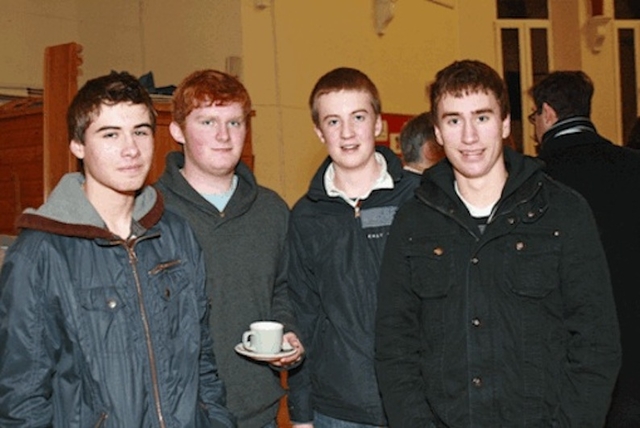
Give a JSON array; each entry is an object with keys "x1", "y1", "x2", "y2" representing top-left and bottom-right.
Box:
[
  {"x1": 241, "y1": 0, "x2": 463, "y2": 204},
  {"x1": 0, "y1": 0, "x2": 625, "y2": 205}
]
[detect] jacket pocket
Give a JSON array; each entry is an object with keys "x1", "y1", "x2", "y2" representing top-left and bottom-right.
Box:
[
  {"x1": 502, "y1": 230, "x2": 561, "y2": 299},
  {"x1": 79, "y1": 286, "x2": 130, "y2": 356},
  {"x1": 148, "y1": 259, "x2": 199, "y2": 343},
  {"x1": 407, "y1": 236, "x2": 455, "y2": 299}
]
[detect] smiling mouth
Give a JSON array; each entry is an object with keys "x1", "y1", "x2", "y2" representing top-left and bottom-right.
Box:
[
  {"x1": 460, "y1": 149, "x2": 484, "y2": 157},
  {"x1": 341, "y1": 143, "x2": 359, "y2": 151}
]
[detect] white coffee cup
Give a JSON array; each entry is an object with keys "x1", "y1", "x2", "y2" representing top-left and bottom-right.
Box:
[{"x1": 242, "y1": 321, "x2": 283, "y2": 354}]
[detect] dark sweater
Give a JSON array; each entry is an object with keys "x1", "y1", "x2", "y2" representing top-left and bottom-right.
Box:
[{"x1": 156, "y1": 152, "x2": 296, "y2": 428}]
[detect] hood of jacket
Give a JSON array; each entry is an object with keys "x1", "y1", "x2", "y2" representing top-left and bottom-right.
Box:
[
  {"x1": 156, "y1": 151, "x2": 258, "y2": 223},
  {"x1": 16, "y1": 172, "x2": 163, "y2": 240},
  {"x1": 305, "y1": 145, "x2": 409, "y2": 203}
]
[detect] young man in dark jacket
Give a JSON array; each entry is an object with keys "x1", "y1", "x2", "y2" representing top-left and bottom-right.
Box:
[
  {"x1": 530, "y1": 70, "x2": 640, "y2": 428},
  {"x1": 155, "y1": 69, "x2": 303, "y2": 428},
  {"x1": 0, "y1": 72, "x2": 235, "y2": 427},
  {"x1": 375, "y1": 60, "x2": 621, "y2": 427},
  {"x1": 287, "y1": 67, "x2": 420, "y2": 428}
]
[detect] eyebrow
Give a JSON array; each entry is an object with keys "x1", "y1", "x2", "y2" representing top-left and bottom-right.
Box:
[
  {"x1": 321, "y1": 109, "x2": 369, "y2": 121},
  {"x1": 94, "y1": 123, "x2": 153, "y2": 133},
  {"x1": 440, "y1": 107, "x2": 495, "y2": 118}
]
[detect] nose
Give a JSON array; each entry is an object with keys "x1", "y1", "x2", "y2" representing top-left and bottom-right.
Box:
[
  {"x1": 216, "y1": 123, "x2": 231, "y2": 142},
  {"x1": 122, "y1": 133, "x2": 142, "y2": 157},
  {"x1": 341, "y1": 121, "x2": 355, "y2": 139},
  {"x1": 462, "y1": 121, "x2": 478, "y2": 144}
]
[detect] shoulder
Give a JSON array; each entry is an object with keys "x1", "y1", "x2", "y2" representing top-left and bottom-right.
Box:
[{"x1": 255, "y1": 185, "x2": 290, "y2": 212}]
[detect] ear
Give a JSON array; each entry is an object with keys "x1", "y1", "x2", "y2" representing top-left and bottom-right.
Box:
[
  {"x1": 69, "y1": 139, "x2": 85, "y2": 160},
  {"x1": 434, "y1": 125, "x2": 444, "y2": 147},
  {"x1": 314, "y1": 125, "x2": 326, "y2": 144},
  {"x1": 374, "y1": 114, "x2": 383, "y2": 138},
  {"x1": 501, "y1": 114, "x2": 512, "y2": 140},
  {"x1": 169, "y1": 122, "x2": 186, "y2": 145},
  {"x1": 541, "y1": 102, "x2": 558, "y2": 126}
]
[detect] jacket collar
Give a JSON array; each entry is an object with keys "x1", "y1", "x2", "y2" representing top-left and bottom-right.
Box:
[
  {"x1": 306, "y1": 145, "x2": 405, "y2": 202},
  {"x1": 417, "y1": 148, "x2": 546, "y2": 227},
  {"x1": 539, "y1": 116, "x2": 598, "y2": 154}
]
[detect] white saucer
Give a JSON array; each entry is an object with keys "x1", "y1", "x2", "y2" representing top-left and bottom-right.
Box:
[{"x1": 234, "y1": 343, "x2": 296, "y2": 361}]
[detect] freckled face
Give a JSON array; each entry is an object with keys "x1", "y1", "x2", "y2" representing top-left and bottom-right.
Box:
[
  {"x1": 313, "y1": 90, "x2": 382, "y2": 173},
  {"x1": 70, "y1": 102, "x2": 154, "y2": 199},
  {"x1": 434, "y1": 91, "x2": 510, "y2": 184},
  {"x1": 172, "y1": 102, "x2": 246, "y2": 179}
]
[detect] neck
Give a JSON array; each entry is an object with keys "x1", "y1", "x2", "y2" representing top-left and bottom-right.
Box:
[
  {"x1": 454, "y1": 168, "x2": 507, "y2": 210},
  {"x1": 181, "y1": 166, "x2": 235, "y2": 194},
  {"x1": 84, "y1": 187, "x2": 135, "y2": 239},
  {"x1": 333, "y1": 156, "x2": 381, "y2": 199}
]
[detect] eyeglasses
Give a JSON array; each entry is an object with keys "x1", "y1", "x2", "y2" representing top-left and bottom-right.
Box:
[{"x1": 527, "y1": 108, "x2": 541, "y2": 125}]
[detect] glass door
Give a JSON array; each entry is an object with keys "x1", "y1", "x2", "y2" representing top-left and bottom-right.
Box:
[{"x1": 495, "y1": 20, "x2": 551, "y2": 155}]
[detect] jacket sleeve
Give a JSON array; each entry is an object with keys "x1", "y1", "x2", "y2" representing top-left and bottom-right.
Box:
[
  {"x1": 194, "y1": 247, "x2": 237, "y2": 428},
  {"x1": 285, "y1": 219, "x2": 318, "y2": 424},
  {"x1": 375, "y1": 207, "x2": 437, "y2": 427},
  {"x1": 555, "y1": 199, "x2": 621, "y2": 427},
  {"x1": 0, "y1": 243, "x2": 56, "y2": 427}
]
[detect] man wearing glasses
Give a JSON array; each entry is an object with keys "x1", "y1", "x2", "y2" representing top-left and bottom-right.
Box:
[{"x1": 529, "y1": 70, "x2": 640, "y2": 428}]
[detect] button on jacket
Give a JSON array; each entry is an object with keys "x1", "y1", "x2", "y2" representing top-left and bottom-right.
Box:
[{"x1": 375, "y1": 148, "x2": 621, "y2": 427}]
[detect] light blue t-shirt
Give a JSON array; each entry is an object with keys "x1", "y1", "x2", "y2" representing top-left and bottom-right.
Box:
[{"x1": 201, "y1": 175, "x2": 238, "y2": 212}]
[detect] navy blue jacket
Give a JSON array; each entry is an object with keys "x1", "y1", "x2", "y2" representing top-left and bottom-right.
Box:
[{"x1": 0, "y1": 173, "x2": 235, "y2": 427}]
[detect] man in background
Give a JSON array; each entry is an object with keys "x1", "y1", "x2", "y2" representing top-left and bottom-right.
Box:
[
  {"x1": 399, "y1": 111, "x2": 445, "y2": 175},
  {"x1": 0, "y1": 71, "x2": 234, "y2": 427},
  {"x1": 376, "y1": 60, "x2": 620, "y2": 427},
  {"x1": 530, "y1": 70, "x2": 640, "y2": 427},
  {"x1": 155, "y1": 69, "x2": 303, "y2": 428},
  {"x1": 287, "y1": 67, "x2": 419, "y2": 428}
]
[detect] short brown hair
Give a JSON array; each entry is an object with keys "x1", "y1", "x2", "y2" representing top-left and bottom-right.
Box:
[
  {"x1": 529, "y1": 71, "x2": 593, "y2": 120},
  {"x1": 429, "y1": 60, "x2": 510, "y2": 121},
  {"x1": 67, "y1": 71, "x2": 156, "y2": 144},
  {"x1": 172, "y1": 69, "x2": 251, "y2": 127},
  {"x1": 309, "y1": 67, "x2": 381, "y2": 127}
]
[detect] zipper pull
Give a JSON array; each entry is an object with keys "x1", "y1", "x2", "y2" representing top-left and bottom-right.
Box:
[{"x1": 354, "y1": 199, "x2": 362, "y2": 218}]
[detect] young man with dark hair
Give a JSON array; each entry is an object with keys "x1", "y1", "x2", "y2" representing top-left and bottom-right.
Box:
[
  {"x1": 0, "y1": 71, "x2": 234, "y2": 427},
  {"x1": 287, "y1": 67, "x2": 419, "y2": 428},
  {"x1": 375, "y1": 60, "x2": 621, "y2": 427},
  {"x1": 155, "y1": 69, "x2": 303, "y2": 428},
  {"x1": 530, "y1": 70, "x2": 640, "y2": 428},
  {"x1": 399, "y1": 111, "x2": 445, "y2": 175}
]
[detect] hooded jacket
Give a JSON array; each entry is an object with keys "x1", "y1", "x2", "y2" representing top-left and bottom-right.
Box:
[
  {"x1": 287, "y1": 146, "x2": 420, "y2": 425},
  {"x1": 156, "y1": 152, "x2": 295, "y2": 428},
  {"x1": 0, "y1": 173, "x2": 235, "y2": 428},
  {"x1": 375, "y1": 148, "x2": 621, "y2": 427}
]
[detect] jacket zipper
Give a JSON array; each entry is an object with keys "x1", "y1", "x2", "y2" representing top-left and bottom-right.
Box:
[
  {"x1": 93, "y1": 412, "x2": 108, "y2": 428},
  {"x1": 126, "y1": 240, "x2": 166, "y2": 428}
]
